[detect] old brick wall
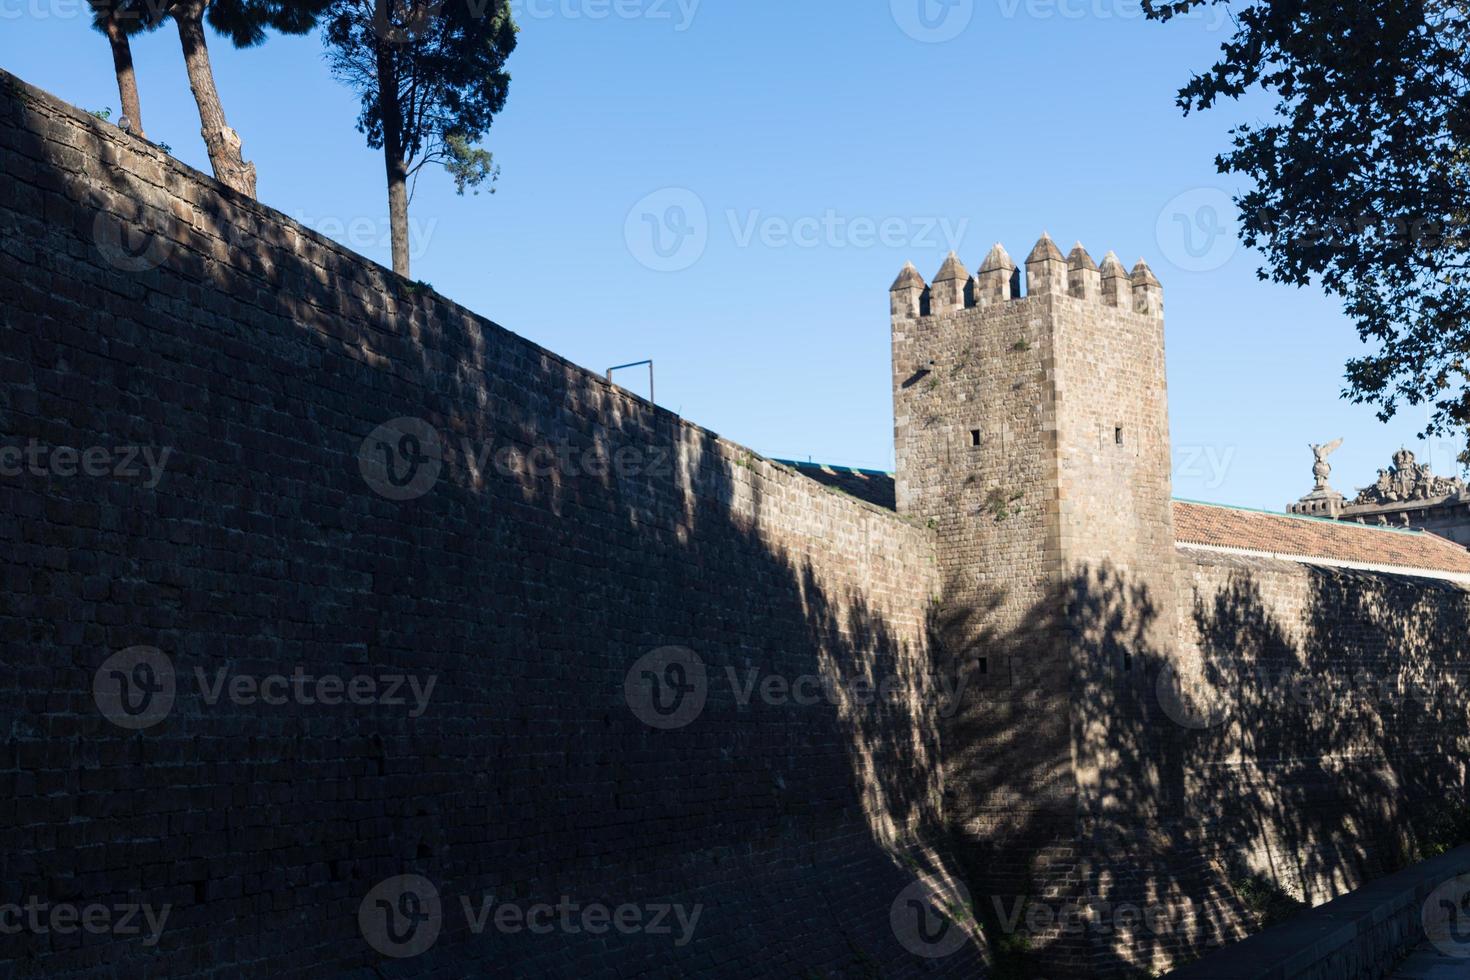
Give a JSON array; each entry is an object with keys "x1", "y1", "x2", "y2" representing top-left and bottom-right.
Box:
[
  {"x1": 889, "y1": 244, "x2": 1180, "y2": 975},
  {"x1": 0, "y1": 70, "x2": 988, "y2": 976},
  {"x1": 1060, "y1": 547, "x2": 1470, "y2": 976},
  {"x1": 1172, "y1": 549, "x2": 1470, "y2": 903},
  {"x1": 890, "y1": 256, "x2": 1069, "y2": 856}
]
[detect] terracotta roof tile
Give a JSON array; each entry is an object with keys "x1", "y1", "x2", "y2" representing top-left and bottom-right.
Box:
[{"x1": 1173, "y1": 500, "x2": 1470, "y2": 576}]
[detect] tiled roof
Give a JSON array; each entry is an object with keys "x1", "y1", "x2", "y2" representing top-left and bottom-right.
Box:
[
  {"x1": 1173, "y1": 500, "x2": 1470, "y2": 576},
  {"x1": 778, "y1": 461, "x2": 896, "y2": 510}
]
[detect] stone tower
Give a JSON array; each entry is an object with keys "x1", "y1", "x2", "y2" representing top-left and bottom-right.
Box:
[{"x1": 891, "y1": 235, "x2": 1178, "y2": 968}]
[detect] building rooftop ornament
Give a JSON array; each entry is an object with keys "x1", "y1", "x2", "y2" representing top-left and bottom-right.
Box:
[
  {"x1": 1353, "y1": 448, "x2": 1466, "y2": 505},
  {"x1": 1310, "y1": 438, "x2": 1343, "y2": 492},
  {"x1": 1288, "y1": 439, "x2": 1346, "y2": 518},
  {"x1": 1287, "y1": 442, "x2": 1470, "y2": 546}
]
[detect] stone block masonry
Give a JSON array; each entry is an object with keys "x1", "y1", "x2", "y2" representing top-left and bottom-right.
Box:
[
  {"x1": 5, "y1": 59, "x2": 1470, "y2": 980},
  {"x1": 0, "y1": 69, "x2": 985, "y2": 976},
  {"x1": 890, "y1": 236, "x2": 1470, "y2": 977}
]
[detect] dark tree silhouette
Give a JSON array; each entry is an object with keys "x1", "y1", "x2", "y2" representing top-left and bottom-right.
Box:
[
  {"x1": 1146, "y1": 0, "x2": 1470, "y2": 466},
  {"x1": 323, "y1": 0, "x2": 517, "y2": 277}
]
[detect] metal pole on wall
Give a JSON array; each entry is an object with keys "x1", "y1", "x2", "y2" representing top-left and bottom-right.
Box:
[{"x1": 606, "y1": 360, "x2": 654, "y2": 404}]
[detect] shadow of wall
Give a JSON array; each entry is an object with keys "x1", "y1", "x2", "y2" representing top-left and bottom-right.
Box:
[{"x1": 0, "y1": 70, "x2": 989, "y2": 977}]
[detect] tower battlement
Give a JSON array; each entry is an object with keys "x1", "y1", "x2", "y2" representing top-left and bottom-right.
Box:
[
  {"x1": 890, "y1": 231, "x2": 1179, "y2": 885},
  {"x1": 890, "y1": 234, "x2": 1164, "y2": 320}
]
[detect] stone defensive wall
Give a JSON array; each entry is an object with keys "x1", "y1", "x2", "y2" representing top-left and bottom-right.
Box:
[
  {"x1": 0, "y1": 69, "x2": 986, "y2": 976},
  {"x1": 6, "y1": 58, "x2": 1470, "y2": 978}
]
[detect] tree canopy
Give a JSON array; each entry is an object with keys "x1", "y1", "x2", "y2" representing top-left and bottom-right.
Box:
[
  {"x1": 324, "y1": 0, "x2": 517, "y2": 275},
  {"x1": 1147, "y1": 0, "x2": 1470, "y2": 465}
]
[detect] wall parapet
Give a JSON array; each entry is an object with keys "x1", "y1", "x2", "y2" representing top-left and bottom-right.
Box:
[
  {"x1": 890, "y1": 233, "x2": 1163, "y2": 319},
  {"x1": 1165, "y1": 845, "x2": 1470, "y2": 980}
]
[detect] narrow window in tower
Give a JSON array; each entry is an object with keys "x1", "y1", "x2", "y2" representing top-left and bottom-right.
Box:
[
  {"x1": 977, "y1": 656, "x2": 988, "y2": 675},
  {"x1": 970, "y1": 429, "x2": 982, "y2": 448},
  {"x1": 1115, "y1": 426, "x2": 1125, "y2": 446},
  {"x1": 1122, "y1": 651, "x2": 1133, "y2": 672}
]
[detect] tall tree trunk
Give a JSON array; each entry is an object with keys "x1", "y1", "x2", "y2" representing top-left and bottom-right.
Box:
[
  {"x1": 103, "y1": 17, "x2": 145, "y2": 138},
  {"x1": 375, "y1": 42, "x2": 411, "y2": 277},
  {"x1": 174, "y1": 3, "x2": 256, "y2": 198},
  {"x1": 385, "y1": 151, "x2": 411, "y2": 277}
]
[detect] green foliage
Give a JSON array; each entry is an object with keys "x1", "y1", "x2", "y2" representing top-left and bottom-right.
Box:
[
  {"x1": 985, "y1": 487, "x2": 1024, "y2": 521},
  {"x1": 1011, "y1": 338, "x2": 1030, "y2": 352},
  {"x1": 204, "y1": 0, "x2": 334, "y2": 47},
  {"x1": 978, "y1": 918, "x2": 1034, "y2": 980},
  {"x1": 323, "y1": 0, "x2": 517, "y2": 188},
  {"x1": 89, "y1": 107, "x2": 112, "y2": 120},
  {"x1": 442, "y1": 132, "x2": 498, "y2": 195},
  {"x1": 1231, "y1": 872, "x2": 1307, "y2": 930},
  {"x1": 1414, "y1": 799, "x2": 1470, "y2": 859},
  {"x1": 1146, "y1": 0, "x2": 1470, "y2": 463},
  {"x1": 88, "y1": 0, "x2": 160, "y2": 37}
]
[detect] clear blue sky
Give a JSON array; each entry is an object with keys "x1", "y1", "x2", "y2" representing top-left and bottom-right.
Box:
[{"x1": 2, "y1": 0, "x2": 1456, "y2": 510}]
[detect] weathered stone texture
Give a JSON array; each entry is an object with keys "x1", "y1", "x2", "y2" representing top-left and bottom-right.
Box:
[{"x1": 0, "y1": 69, "x2": 984, "y2": 976}]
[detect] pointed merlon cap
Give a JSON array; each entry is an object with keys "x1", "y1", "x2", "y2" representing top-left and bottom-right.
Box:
[
  {"x1": 1099, "y1": 250, "x2": 1130, "y2": 278},
  {"x1": 932, "y1": 251, "x2": 970, "y2": 283},
  {"x1": 890, "y1": 261, "x2": 926, "y2": 292},
  {"x1": 1067, "y1": 242, "x2": 1098, "y2": 271},
  {"x1": 1026, "y1": 232, "x2": 1065, "y2": 264},
  {"x1": 1130, "y1": 258, "x2": 1160, "y2": 286},
  {"x1": 978, "y1": 242, "x2": 1017, "y2": 273}
]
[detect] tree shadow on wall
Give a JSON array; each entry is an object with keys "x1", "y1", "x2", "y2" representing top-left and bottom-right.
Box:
[
  {"x1": 936, "y1": 563, "x2": 1257, "y2": 979},
  {"x1": 929, "y1": 552, "x2": 1469, "y2": 979},
  {"x1": 0, "y1": 85, "x2": 990, "y2": 978},
  {"x1": 8, "y1": 81, "x2": 1466, "y2": 980}
]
